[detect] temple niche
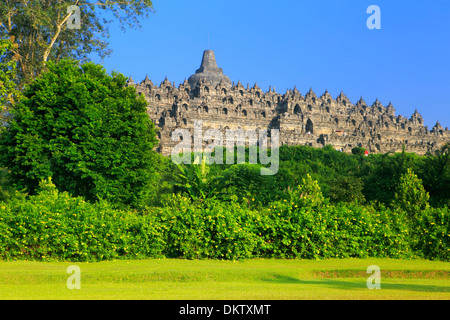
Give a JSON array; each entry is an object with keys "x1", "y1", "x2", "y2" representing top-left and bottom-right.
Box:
[
  {"x1": 127, "y1": 50, "x2": 450, "y2": 157},
  {"x1": 305, "y1": 119, "x2": 313, "y2": 134}
]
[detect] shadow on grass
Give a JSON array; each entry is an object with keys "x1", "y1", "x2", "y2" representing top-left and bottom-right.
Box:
[{"x1": 262, "y1": 274, "x2": 450, "y2": 293}]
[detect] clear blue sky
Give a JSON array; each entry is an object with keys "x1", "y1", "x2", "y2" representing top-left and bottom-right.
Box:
[{"x1": 91, "y1": 0, "x2": 450, "y2": 129}]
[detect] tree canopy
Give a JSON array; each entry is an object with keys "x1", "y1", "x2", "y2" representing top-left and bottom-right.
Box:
[
  {"x1": 0, "y1": 39, "x2": 22, "y2": 121},
  {"x1": 0, "y1": 0, "x2": 154, "y2": 85},
  {"x1": 0, "y1": 59, "x2": 158, "y2": 207}
]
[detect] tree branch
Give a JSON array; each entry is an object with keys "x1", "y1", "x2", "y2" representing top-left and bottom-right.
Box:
[{"x1": 42, "y1": 11, "x2": 73, "y2": 63}]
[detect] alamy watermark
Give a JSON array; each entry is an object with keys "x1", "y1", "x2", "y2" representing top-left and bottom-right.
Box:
[
  {"x1": 67, "y1": 5, "x2": 81, "y2": 30},
  {"x1": 367, "y1": 5, "x2": 381, "y2": 30},
  {"x1": 170, "y1": 120, "x2": 279, "y2": 176},
  {"x1": 66, "y1": 265, "x2": 81, "y2": 289},
  {"x1": 66, "y1": 5, "x2": 380, "y2": 31},
  {"x1": 366, "y1": 265, "x2": 381, "y2": 289}
]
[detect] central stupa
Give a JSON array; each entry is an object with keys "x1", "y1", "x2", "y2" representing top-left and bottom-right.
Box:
[{"x1": 187, "y1": 50, "x2": 232, "y2": 89}]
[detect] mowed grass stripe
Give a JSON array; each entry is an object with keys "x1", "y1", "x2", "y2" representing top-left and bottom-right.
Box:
[
  {"x1": 310, "y1": 270, "x2": 450, "y2": 279},
  {"x1": 0, "y1": 258, "x2": 449, "y2": 299}
]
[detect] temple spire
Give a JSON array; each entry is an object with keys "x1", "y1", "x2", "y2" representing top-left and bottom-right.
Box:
[
  {"x1": 188, "y1": 50, "x2": 232, "y2": 89},
  {"x1": 196, "y1": 50, "x2": 221, "y2": 73}
]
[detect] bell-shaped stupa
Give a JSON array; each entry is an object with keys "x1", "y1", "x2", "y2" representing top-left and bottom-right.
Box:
[{"x1": 188, "y1": 50, "x2": 232, "y2": 89}]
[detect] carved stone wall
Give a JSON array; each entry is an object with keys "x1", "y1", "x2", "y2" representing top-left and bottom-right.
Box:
[{"x1": 127, "y1": 51, "x2": 450, "y2": 157}]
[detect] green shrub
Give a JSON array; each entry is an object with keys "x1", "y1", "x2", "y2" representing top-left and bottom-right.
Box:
[
  {"x1": 253, "y1": 199, "x2": 415, "y2": 260},
  {"x1": 222, "y1": 163, "x2": 280, "y2": 206},
  {"x1": 393, "y1": 168, "x2": 430, "y2": 219},
  {"x1": 328, "y1": 176, "x2": 366, "y2": 204},
  {"x1": 352, "y1": 147, "x2": 366, "y2": 156},
  {"x1": 0, "y1": 59, "x2": 158, "y2": 208},
  {"x1": 0, "y1": 177, "x2": 447, "y2": 262},
  {"x1": 0, "y1": 179, "x2": 164, "y2": 261},
  {"x1": 412, "y1": 206, "x2": 450, "y2": 261},
  {"x1": 150, "y1": 195, "x2": 259, "y2": 260},
  {"x1": 288, "y1": 174, "x2": 325, "y2": 209}
]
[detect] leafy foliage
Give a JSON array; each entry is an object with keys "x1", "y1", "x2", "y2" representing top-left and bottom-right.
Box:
[
  {"x1": 170, "y1": 156, "x2": 230, "y2": 202},
  {"x1": 0, "y1": 179, "x2": 164, "y2": 261},
  {"x1": 351, "y1": 147, "x2": 366, "y2": 156},
  {"x1": 288, "y1": 174, "x2": 325, "y2": 209},
  {"x1": 152, "y1": 195, "x2": 259, "y2": 260},
  {"x1": 0, "y1": 0, "x2": 154, "y2": 85},
  {"x1": 0, "y1": 38, "x2": 22, "y2": 122},
  {"x1": 221, "y1": 163, "x2": 282, "y2": 207},
  {"x1": 411, "y1": 206, "x2": 450, "y2": 261},
  {"x1": 361, "y1": 151, "x2": 422, "y2": 204},
  {"x1": 0, "y1": 59, "x2": 158, "y2": 208},
  {"x1": 421, "y1": 144, "x2": 450, "y2": 207},
  {"x1": 393, "y1": 168, "x2": 430, "y2": 219},
  {"x1": 329, "y1": 175, "x2": 366, "y2": 204},
  {"x1": 1, "y1": 177, "x2": 447, "y2": 262}
]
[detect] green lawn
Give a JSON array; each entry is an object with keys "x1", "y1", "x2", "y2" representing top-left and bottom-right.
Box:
[{"x1": 0, "y1": 258, "x2": 449, "y2": 299}]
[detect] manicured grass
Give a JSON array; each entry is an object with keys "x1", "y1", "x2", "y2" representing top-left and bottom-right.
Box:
[{"x1": 0, "y1": 258, "x2": 449, "y2": 299}]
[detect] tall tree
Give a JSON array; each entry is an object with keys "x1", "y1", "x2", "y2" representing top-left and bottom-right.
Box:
[
  {"x1": 422, "y1": 144, "x2": 450, "y2": 206},
  {"x1": 0, "y1": 0, "x2": 154, "y2": 85},
  {"x1": 0, "y1": 59, "x2": 158, "y2": 208},
  {"x1": 0, "y1": 38, "x2": 22, "y2": 121},
  {"x1": 393, "y1": 168, "x2": 430, "y2": 220}
]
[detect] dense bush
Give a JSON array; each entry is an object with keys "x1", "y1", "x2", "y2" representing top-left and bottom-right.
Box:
[
  {"x1": 150, "y1": 195, "x2": 259, "y2": 260},
  {"x1": 393, "y1": 168, "x2": 430, "y2": 219},
  {"x1": 410, "y1": 206, "x2": 450, "y2": 261},
  {"x1": 276, "y1": 144, "x2": 448, "y2": 206},
  {"x1": 0, "y1": 179, "x2": 164, "y2": 261},
  {"x1": 351, "y1": 147, "x2": 366, "y2": 156},
  {"x1": 0, "y1": 59, "x2": 158, "y2": 208},
  {"x1": 221, "y1": 163, "x2": 283, "y2": 206},
  {"x1": 0, "y1": 177, "x2": 447, "y2": 262},
  {"x1": 252, "y1": 179, "x2": 414, "y2": 259},
  {"x1": 328, "y1": 175, "x2": 366, "y2": 204}
]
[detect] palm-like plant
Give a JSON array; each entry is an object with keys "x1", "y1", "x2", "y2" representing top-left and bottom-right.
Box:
[{"x1": 171, "y1": 155, "x2": 230, "y2": 201}]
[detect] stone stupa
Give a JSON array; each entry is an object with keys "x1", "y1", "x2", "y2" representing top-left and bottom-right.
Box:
[{"x1": 187, "y1": 50, "x2": 232, "y2": 89}]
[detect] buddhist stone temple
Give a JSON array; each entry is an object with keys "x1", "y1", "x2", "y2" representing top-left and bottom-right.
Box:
[{"x1": 128, "y1": 50, "x2": 450, "y2": 156}]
